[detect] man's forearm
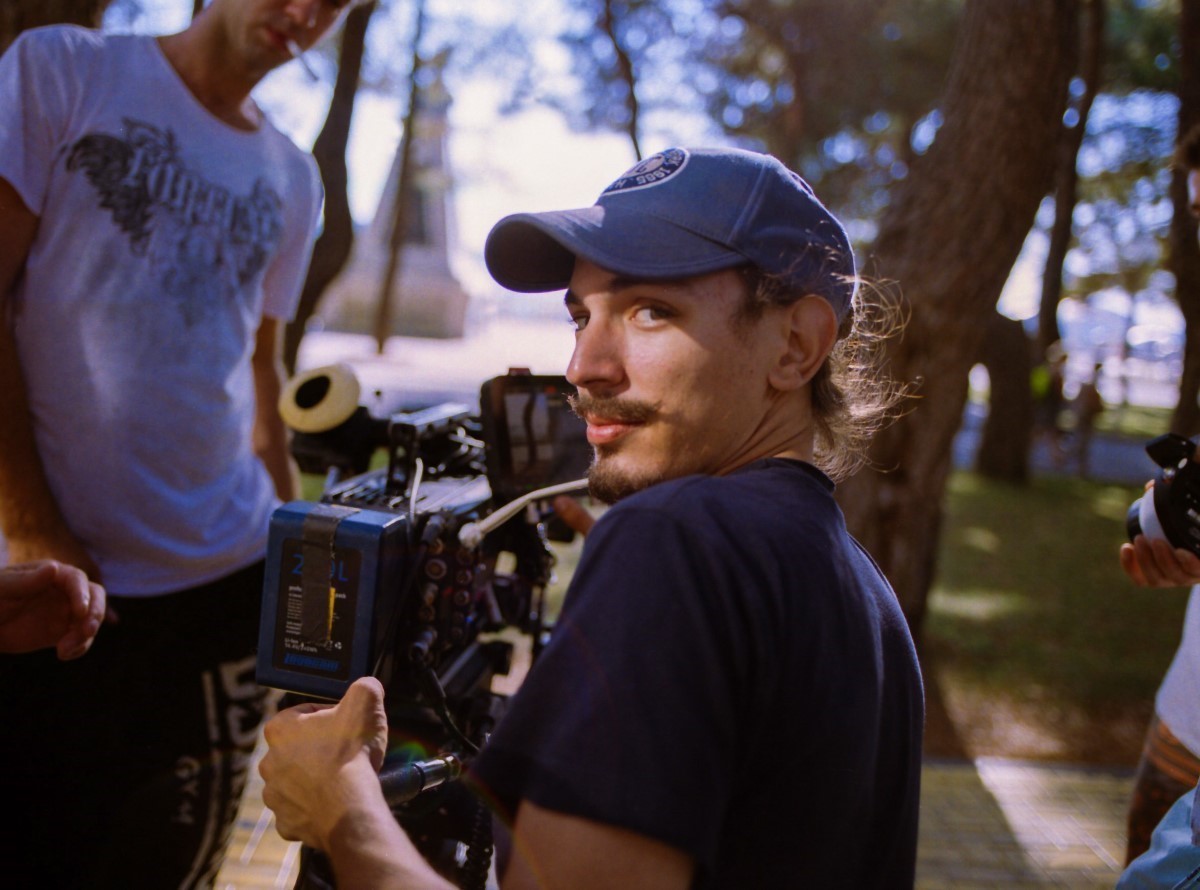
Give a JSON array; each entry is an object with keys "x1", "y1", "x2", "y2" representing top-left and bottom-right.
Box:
[
  {"x1": 325, "y1": 799, "x2": 456, "y2": 890},
  {"x1": 0, "y1": 323, "x2": 76, "y2": 553},
  {"x1": 0, "y1": 177, "x2": 91, "y2": 569},
  {"x1": 252, "y1": 317, "x2": 300, "y2": 501}
]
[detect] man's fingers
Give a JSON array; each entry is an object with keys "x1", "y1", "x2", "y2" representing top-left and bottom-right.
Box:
[
  {"x1": 1125, "y1": 535, "x2": 1200, "y2": 588},
  {"x1": 1, "y1": 561, "x2": 57, "y2": 594},
  {"x1": 342, "y1": 676, "x2": 388, "y2": 770},
  {"x1": 553, "y1": 495, "x2": 595, "y2": 536},
  {"x1": 1119, "y1": 543, "x2": 1146, "y2": 586}
]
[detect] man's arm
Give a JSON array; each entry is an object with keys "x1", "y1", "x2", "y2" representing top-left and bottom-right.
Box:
[
  {"x1": 252, "y1": 316, "x2": 301, "y2": 502},
  {"x1": 501, "y1": 800, "x2": 694, "y2": 890},
  {"x1": 260, "y1": 678, "x2": 694, "y2": 890},
  {"x1": 0, "y1": 176, "x2": 98, "y2": 575}
]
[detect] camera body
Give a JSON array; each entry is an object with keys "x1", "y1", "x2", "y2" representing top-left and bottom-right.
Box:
[
  {"x1": 1126, "y1": 433, "x2": 1200, "y2": 557},
  {"x1": 256, "y1": 365, "x2": 590, "y2": 888}
]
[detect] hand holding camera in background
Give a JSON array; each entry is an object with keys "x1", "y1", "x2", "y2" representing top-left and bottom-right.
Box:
[{"x1": 1123, "y1": 434, "x2": 1200, "y2": 587}]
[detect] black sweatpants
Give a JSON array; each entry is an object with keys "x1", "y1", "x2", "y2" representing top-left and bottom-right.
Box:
[{"x1": 0, "y1": 560, "x2": 277, "y2": 889}]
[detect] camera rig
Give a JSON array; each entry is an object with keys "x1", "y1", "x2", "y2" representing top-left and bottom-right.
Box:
[
  {"x1": 1126, "y1": 433, "x2": 1200, "y2": 558},
  {"x1": 256, "y1": 364, "x2": 590, "y2": 889}
]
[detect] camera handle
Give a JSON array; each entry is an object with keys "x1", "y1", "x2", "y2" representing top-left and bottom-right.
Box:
[
  {"x1": 458, "y1": 478, "x2": 589, "y2": 549},
  {"x1": 379, "y1": 753, "x2": 463, "y2": 805}
]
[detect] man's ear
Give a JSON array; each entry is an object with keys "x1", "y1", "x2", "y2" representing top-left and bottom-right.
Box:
[{"x1": 767, "y1": 295, "x2": 838, "y2": 392}]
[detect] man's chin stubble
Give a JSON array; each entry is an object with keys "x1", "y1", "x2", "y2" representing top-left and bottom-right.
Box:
[{"x1": 586, "y1": 452, "x2": 667, "y2": 505}]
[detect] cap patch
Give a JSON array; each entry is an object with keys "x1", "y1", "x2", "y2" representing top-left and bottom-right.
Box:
[{"x1": 602, "y1": 148, "x2": 689, "y2": 196}]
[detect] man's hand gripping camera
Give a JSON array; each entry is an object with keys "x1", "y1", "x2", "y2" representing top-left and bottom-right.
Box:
[{"x1": 256, "y1": 364, "x2": 590, "y2": 889}]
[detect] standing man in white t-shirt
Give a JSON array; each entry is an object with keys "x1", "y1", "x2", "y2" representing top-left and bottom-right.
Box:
[
  {"x1": 0, "y1": 1, "x2": 363, "y2": 885},
  {"x1": 1119, "y1": 123, "x2": 1200, "y2": 866}
]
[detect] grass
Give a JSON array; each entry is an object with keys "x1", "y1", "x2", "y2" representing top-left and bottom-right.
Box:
[
  {"x1": 1097, "y1": 402, "x2": 1174, "y2": 440},
  {"x1": 925, "y1": 469, "x2": 1190, "y2": 763}
]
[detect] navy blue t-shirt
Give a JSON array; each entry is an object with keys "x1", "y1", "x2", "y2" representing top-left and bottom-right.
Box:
[{"x1": 472, "y1": 459, "x2": 924, "y2": 888}]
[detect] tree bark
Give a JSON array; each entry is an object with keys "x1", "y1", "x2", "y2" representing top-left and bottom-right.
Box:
[
  {"x1": 1038, "y1": 0, "x2": 1105, "y2": 358},
  {"x1": 1170, "y1": 0, "x2": 1200, "y2": 437},
  {"x1": 836, "y1": 0, "x2": 1079, "y2": 638},
  {"x1": 975, "y1": 313, "x2": 1034, "y2": 483},
  {"x1": 0, "y1": 0, "x2": 112, "y2": 55},
  {"x1": 283, "y1": 2, "x2": 376, "y2": 375}
]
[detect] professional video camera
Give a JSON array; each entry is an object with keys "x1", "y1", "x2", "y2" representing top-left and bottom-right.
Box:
[
  {"x1": 255, "y1": 363, "x2": 591, "y2": 890},
  {"x1": 1126, "y1": 433, "x2": 1200, "y2": 557}
]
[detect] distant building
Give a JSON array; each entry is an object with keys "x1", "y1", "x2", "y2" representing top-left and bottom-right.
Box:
[{"x1": 318, "y1": 65, "x2": 469, "y2": 339}]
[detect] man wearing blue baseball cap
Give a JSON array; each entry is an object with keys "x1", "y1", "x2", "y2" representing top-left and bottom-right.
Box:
[{"x1": 260, "y1": 147, "x2": 925, "y2": 889}]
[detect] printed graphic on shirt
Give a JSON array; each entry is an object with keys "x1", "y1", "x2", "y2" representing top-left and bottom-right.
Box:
[{"x1": 64, "y1": 118, "x2": 282, "y2": 327}]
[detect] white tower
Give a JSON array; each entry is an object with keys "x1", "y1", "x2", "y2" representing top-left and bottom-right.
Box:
[{"x1": 318, "y1": 65, "x2": 469, "y2": 339}]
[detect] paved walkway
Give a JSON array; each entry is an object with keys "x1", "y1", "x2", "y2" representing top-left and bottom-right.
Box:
[{"x1": 214, "y1": 744, "x2": 1134, "y2": 888}]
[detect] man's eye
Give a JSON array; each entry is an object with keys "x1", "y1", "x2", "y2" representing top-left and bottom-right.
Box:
[
  {"x1": 568, "y1": 314, "x2": 588, "y2": 332},
  {"x1": 633, "y1": 305, "x2": 671, "y2": 323}
]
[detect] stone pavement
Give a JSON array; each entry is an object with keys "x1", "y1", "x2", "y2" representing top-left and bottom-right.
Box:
[{"x1": 214, "y1": 742, "x2": 1134, "y2": 889}]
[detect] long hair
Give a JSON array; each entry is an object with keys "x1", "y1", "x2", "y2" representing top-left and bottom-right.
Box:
[{"x1": 737, "y1": 266, "x2": 911, "y2": 482}]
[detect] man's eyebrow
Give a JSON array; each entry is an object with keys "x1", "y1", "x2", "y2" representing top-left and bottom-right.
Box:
[{"x1": 564, "y1": 276, "x2": 696, "y2": 308}]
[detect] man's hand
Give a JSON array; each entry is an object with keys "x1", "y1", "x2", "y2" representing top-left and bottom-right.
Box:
[
  {"x1": 259, "y1": 677, "x2": 455, "y2": 888},
  {"x1": 5, "y1": 527, "x2": 101, "y2": 582},
  {"x1": 0, "y1": 560, "x2": 106, "y2": 659},
  {"x1": 1120, "y1": 535, "x2": 1200, "y2": 588},
  {"x1": 260, "y1": 676, "x2": 390, "y2": 848}
]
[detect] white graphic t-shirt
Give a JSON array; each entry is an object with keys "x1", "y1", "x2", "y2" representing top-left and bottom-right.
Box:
[{"x1": 0, "y1": 26, "x2": 322, "y2": 595}]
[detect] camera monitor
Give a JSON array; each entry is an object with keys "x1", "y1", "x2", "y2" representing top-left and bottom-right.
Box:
[{"x1": 480, "y1": 372, "x2": 591, "y2": 502}]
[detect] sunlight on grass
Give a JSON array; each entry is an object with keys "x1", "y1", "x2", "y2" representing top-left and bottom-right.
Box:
[
  {"x1": 959, "y1": 526, "x2": 1001, "y2": 554},
  {"x1": 928, "y1": 470, "x2": 1187, "y2": 714},
  {"x1": 929, "y1": 589, "x2": 1023, "y2": 621}
]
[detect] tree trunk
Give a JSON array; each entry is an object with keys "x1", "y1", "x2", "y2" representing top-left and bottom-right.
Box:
[
  {"x1": 975, "y1": 313, "x2": 1034, "y2": 483},
  {"x1": 836, "y1": 0, "x2": 1078, "y2": 639},
  {"x1": 0, "y1": 0, "x2": 112, "y2": 55},
  {"x1": 1037, "y1": 0, "x2": 1105, "y2": 358},
  {"x1": 283, "y1": 2, "x2": 376, "y2": 375},
  {"x1": 1171, "y1": 0, "x2": 1200, "y2": 437}
]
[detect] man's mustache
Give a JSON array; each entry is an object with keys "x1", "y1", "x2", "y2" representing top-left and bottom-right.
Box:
[{"x1": 568, "y1": 394, "x2": 659, "y2": 424}]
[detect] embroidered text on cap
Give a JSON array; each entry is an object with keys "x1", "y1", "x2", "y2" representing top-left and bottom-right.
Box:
[{"x1": 602, "y1": 148, "x2": 690, "y2": 195}]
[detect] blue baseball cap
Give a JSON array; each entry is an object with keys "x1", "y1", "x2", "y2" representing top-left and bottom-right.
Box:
[{"x1": 484, "y1": 147, "x2": 856, "y2": 320}]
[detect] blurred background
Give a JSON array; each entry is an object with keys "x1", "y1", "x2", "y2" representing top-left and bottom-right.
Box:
[{"x1": 5, "y1": 0, "x2": 1197, "y2": 771}]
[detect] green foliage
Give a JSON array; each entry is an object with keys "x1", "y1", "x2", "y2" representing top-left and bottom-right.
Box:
[
  {"x1": 926, "y1": 471, "x2": 1188, "y2": 714},
  {"x1": 1104, "y1": 0, "x2": 1178, "y2": 92}
]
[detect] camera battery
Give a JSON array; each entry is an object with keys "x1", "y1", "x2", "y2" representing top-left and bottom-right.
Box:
[{"x1": 257, "y1": 500, "x2": 411, "y2": 700}]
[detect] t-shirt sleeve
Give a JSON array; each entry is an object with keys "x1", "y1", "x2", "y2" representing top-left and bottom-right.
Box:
[
  {"x1": 471, "y1": 502, "x2": 766, "y2": 874},
  {"x1": 260, "y1": 151, "x2": 322, "y2": 321},
  {"x1": 0, "y1": 28, "x2": 90, "y2": 215}
]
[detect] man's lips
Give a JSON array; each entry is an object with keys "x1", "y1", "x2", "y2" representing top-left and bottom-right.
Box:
[
  {"x1": 263, "y1": 25, "x2": 294, "y2": 56},
  {"x1": 584, "y1": 416, "x2": 642, "y2": 446}
]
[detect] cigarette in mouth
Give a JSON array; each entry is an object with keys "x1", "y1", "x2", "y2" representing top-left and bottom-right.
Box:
[{"x1": 286, "y1": 38, "x2": 319, "y2": 82}]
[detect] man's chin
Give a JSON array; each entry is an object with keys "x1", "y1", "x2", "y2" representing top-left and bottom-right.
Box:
[{"x1": 586, "y1": 458, "x2": 667, "y2": 505}]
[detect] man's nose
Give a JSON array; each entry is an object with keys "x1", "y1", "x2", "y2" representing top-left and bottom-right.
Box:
[{"x1": 566, "y1": 322, "x2": 625, "y2": 393}]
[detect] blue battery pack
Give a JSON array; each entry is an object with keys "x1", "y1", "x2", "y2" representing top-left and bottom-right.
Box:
[{"x1": 257, "y1": 500, "x2": 411, "y2": 700}]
